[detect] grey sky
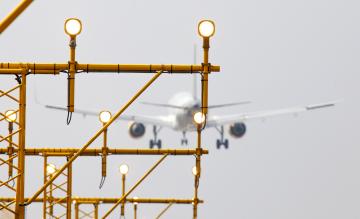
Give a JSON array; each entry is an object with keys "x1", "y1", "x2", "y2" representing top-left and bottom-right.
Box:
[{"x1": 0, "y1": 0, "x2": 359, "y2": 218}]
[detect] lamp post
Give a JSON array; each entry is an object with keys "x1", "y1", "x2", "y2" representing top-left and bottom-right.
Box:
[
  {"x1": 119, "y1": 164, "x2": 129, "y2": 218},
  {"x1": 64, "y1": 18, "x2": 82, "y2": 114},
  {"x1": 193, "y1": 111, "x2": 206, "y2": 219},
  {"x1": 5, "y1": 110, "x2": 17, "y2": 178},
  {"x1": 133, "y1": 196, "x2": 138, "y2": 219},
  {"x1": 99, "y1": 111, "x2": 111, "y2": 188},
  {"x1": 198, "y1": 20, "x2": 215, "y2": 116}
]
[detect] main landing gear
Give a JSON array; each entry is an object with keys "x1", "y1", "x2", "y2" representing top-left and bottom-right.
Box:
[
  {"x1": 149, "y1": 126, "x2": 162, "y2": 149},
  {"x1": 181, "y1": 131, "x2": 188, "y2": 145},
  {"x1": 215, "y1": 126, "x2": 229, "y2": 149}
]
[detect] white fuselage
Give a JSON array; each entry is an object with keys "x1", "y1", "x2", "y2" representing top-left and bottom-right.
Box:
[{"x1": 167, "y1": 92, "x2": 202, "y2": 131}]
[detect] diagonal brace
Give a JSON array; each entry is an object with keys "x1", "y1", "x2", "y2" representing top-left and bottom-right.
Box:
[
  {"x1": 24, "y1": 71, "x2": 162, "y2": 206},
  {"x1": 102, "y1": 153, "x2": 168, "y2": 218}
]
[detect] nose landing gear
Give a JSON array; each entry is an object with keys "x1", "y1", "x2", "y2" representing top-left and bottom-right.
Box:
[{"x1": 181, "y1": 131, "x2": 188, "y2": 145}]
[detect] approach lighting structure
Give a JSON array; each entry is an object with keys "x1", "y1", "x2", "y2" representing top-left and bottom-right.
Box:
[
  {"x1": 64, "y1": 18, "x2": 82, "y2": 36},
  {"x1": 99, "y1": 110, "x2": 112, "y2": 123},
  {"x1": 5, "y1": 110, "x2": 17, "y2": 122},
  {"x1": 198, "y1": 20, "x2": 215, "y2": 38}
]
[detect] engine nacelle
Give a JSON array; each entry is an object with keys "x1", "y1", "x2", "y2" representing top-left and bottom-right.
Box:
[
  {"x1": 229, "y1": 122, "x2": 246, "y2": 138},
  {"x1": 128, "y1": 122, "x2": 146, "y2": 138}
]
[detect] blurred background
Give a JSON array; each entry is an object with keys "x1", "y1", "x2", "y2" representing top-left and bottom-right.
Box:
[{"x1": 0, "y1": 0, "x2": 359, "y2": 218}]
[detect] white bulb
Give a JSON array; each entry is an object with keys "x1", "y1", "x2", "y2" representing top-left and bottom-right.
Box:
[
  {"x1": 99, "y1": 111, "x2": 112, "y2": 123},
  {"x1": 65, "y1": 18, "x2": 82, "y2": 36},
  {"x1": 46, "y1": 164, "x2": 56, "y2": 175},
  {"x1": 119, "y1": 164, "x2": 129, "y2": 175},
  {"x1": 133, "y1": 196, "x2": 139, "y2": 205},
  {"x1": 198, "y1": 20, "x2": 215, "y2": 37},
  {"x1": 5, "y1": 110, "x2": 17, "y2": 122},
  {"x1": 193, "y1": 112, "x2": 205, "y2": 124}
]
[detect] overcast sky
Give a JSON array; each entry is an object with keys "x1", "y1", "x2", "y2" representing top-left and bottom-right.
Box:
[{"x1": 0, "y1": 0, "x2": 359, "y2": 218}]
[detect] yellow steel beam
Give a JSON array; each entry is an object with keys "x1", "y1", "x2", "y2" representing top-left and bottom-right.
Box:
[
  {"x1": 155, "y1": 203, "x2": 174, "y2": 219},
  {"x1": 0, "y1": 69, "x2": 23, "y2": 74},
  {"x1": 15, "y1": 69, "x2": 27, "y2": 219},
  {"x1": 0, "y1": 197, "x2": 202, "y2": 204},
  {"x1": 0, "y1": 0, "x2": 33, "y2": 34},
  {"x1": 24, "y1": 71, "x2": 163, "y2": 206},
  {"x1": 0, "y1": 148, "x2": 208, "y2": 156},
  {"x1": 0, "y1": 63, "x2": 220, "y2": 74}
]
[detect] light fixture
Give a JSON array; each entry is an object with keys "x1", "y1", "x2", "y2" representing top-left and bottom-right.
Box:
[
  {"x1": 198, "y1": 20, "x2": 215, "y2": 38},
  {"x1": 193, "y1": 111, "x2": 206, "y2": 125},
  {"x1": 119, "y1": 164, "x2": 129, "y2": 175},
  {"x1": 99, "y1": 110, "x2": 112, "y2": 123},
  {"x1": 5, "y1": 110, "x2": 17, "y2": 122},
  {"x1": 46, "y1": 164, "x2": 56, "y2": 175},
  {"x1": 64, "y1": 18, "x2": 82, "y2": 36},
  {"x1": 192, "y1": 166, "x2": 198, "y2": 176},
  {"x1": 133, "y1": 196, "x2": 138, "y2": 205}
]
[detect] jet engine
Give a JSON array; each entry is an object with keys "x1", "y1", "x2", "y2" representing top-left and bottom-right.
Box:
[
  {"x1": 129, "y1": 122, "x2": 146, "y2": 138},
  {"x1": 229, "y1": 122, "x2": 246, "y2": 138}
]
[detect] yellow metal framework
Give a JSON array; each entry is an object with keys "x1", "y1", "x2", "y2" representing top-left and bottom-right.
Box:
[
  {"x1": 0, "y1": 3, "x2": 219, "y2": 218},
  {"x1": 0, "y1": 70, "x2": 26, "y2": 218},
  {"x1": 43, "y1": 155, "x2": 73, "y2": 219}
]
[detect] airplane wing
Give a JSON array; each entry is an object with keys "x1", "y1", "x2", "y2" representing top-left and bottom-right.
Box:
[
  {"x1": 206, "y1": 101, "x2": 338, "y2": 127},
  {"x1": 44, "y1": 105, "x2": 175, "y2": 128}
]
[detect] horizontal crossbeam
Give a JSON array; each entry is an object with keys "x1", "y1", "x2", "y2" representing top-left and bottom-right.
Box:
[
  {"x1": 0, "y1": 197, "x2": 202, "y2": 204},
  {"x1": 0, "y1": 63, "x2": 220, "y2": 74},
  {"x1": 0, "y1": 148, "x2": 208, "y2": 156}
]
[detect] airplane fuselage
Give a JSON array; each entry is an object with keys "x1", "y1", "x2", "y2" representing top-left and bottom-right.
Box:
[{"x1": 167, "y1": 92, "x2": 202, "y2": 131}]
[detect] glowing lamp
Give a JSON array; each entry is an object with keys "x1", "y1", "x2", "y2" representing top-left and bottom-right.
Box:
[
  {"x1": 65, "y1": 18, "x2": 82, "y2": 36},
  {"x1": 99, "y1": 110, "x2": 112, "y2": 123},
  {"x1": 198, "y1": 20, "x2": 215, "y2": 38},
  {"x1": 5, "y1": 110, "x2": 17, "y2": 122},
  {"x1": 119, "y1": 164, "x2": 129, "y2": 175}
]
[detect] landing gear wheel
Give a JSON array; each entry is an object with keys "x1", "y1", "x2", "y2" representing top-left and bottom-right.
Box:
[
  {"x1": 181, "y1": 139, "x2": 188, "y2": 145},
  {"x1": 150, "y1": 139, "x2": 161, "y2": 149},
  {"x1": 216, "y1": 139, "x2": 221, "y2": 149},
  {"x1": 224, "y1": 139, "x2": 229, "y2": 149}
]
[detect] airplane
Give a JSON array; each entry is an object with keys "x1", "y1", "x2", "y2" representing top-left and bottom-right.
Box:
[
  {"x1": 39, "y1": 47, "x2": 338, "y2": 149},
  {"x1": 43, "y1": 84, "x2": 337, "y2": 149}
]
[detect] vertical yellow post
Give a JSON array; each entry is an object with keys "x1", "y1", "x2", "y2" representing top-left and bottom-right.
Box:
[
  {"x1": 133, "y1": 203, "x2": 137, "y2": 219},
  {"x1": 75, "y1": 202, "x2": 79, "y2": 219},
  {"x1": 43, "y1": 155, "x2": 47, "y2": 219},
  {"x1": 67, "y1": 156, "x2": 73, "y2": 219},
  {"x1": 8, "y1": 122, "x2": 14, "y2": 178},
  {"x1": 121, "y1": 174, "x2": 126, "y2": 217},
  {"x1": 15, "y1": 69, "x2": 26, "y2": 219},
  {"x1": 68, "y1": 35, "x2": 76, "y2": 113},
  {"x1": 64, "y1": 18, "x2": 82, "y2": 114},
  {"x1": 101, "y1": 123, "x2": 108, "y2": 185},
  {"x1": 49, "y1": 177, "x2": 54, "y2": 216},
  {"x1": 94, "y1": 203, "x2": 99, "y2": 219},
  {"x1": 201, "y1": 37, "x2": 209, "y2": 116},
  {"x1": 193, "y1": 126, "x2": 202, "y2": 219}
]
